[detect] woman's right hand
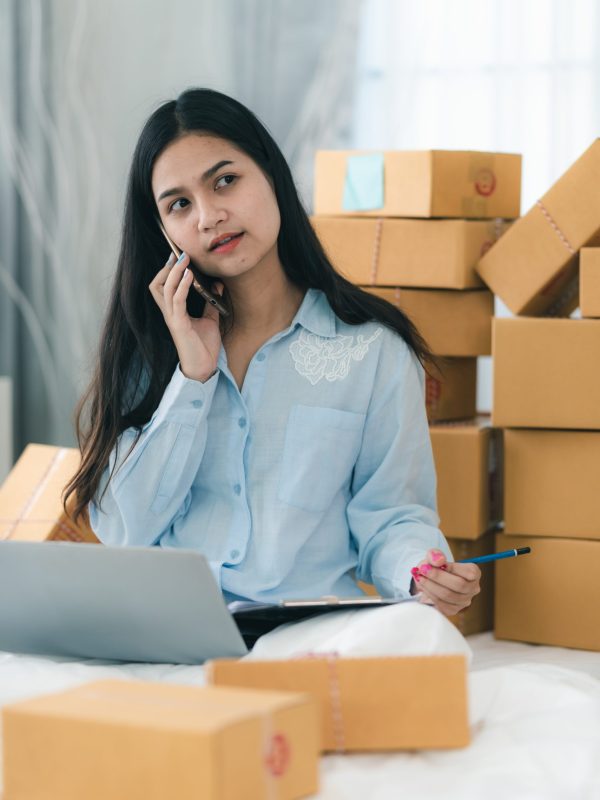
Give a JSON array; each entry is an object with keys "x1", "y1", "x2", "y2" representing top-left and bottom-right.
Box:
[{"x1": 149, "y1": 251, "x2": 223, "y2": 382}]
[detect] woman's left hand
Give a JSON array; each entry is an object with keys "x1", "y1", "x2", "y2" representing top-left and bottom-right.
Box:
[{"x1": 410, "y1": 548, "x2": 481, "y2": 616}]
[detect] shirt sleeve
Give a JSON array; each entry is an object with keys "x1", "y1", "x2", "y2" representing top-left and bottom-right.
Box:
[
  {"x1": 89, "y1": 365, "x2": 219, "y2": 547},
  {"x1": 346, "y1": 332, "x2": 452, "y2": 597}
]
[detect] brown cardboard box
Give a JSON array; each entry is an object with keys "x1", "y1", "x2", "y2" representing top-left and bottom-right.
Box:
[
  {"x1": 363, "y1": 287, "x2": 493, "y2": 356},
  {"x1": 494, "y1": 533, "x2": 600, "y2": 651},
  {"x1": 492, "y1": 317, "x2": 600, "y2": 429},
  {"x1": 504, "y1": 429, "x2": 600, "y2": 539},
  {"x1": 477, "y1": 139, "x2": 600, "y2": 316},
  {"x1": 208, "y1": 655, "x2": 470, "y2": 751},
  {"x1": 3, "y1": 680, "x2": 319, "y2": 800},
  {"x1": 446, "y1": 531, "x2": 495, "y2": 635},
  {"x1": 313, "y1": 150, "x2": 521, "y2": 218},
  {"x1": 0, "y1": 443, "x2": 98, "y2": 543},
  {"x1": 580, "y1": 248, "x2": 600, "y2": 317},
  {"x1": 426, "y1": 358, "x2": 477, "y2": 423},
  {"x1": 312, "y1": 216, "x2": 509, "y2": 289},
  {"x1": 430, "y1": 418, "x2": 503, "y2": 539}
]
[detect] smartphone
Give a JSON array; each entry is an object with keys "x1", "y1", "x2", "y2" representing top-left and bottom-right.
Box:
[{"x1": 158, "y1": 222, "x2": 230, "y2": 317}]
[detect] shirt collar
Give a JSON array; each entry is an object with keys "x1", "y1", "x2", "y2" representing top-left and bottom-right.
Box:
[{"x1": 291, "y1": 288, "x2": 337, "y2": 339}]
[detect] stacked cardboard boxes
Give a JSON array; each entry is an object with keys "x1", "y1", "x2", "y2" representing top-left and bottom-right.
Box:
[
  {"x1": 477, "y1": 140, "x2": 600, "y2": 651},
  {"x1": 429, "y1": 418, "x2": 503, "y2": 635},
  {"x1": 312, "y1": 148, "x2": 521, "y2": 423},
  {"x1": 312, "y1": 150, "x2": 519, "y2": 630},
  {"x1": 478, "y1": 139, "x2": 600, "y2": 316}
]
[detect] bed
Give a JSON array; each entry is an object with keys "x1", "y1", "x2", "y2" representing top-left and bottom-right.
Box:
[{"x1": 1, "y1": 627, "x2": 599, "y2": 799}]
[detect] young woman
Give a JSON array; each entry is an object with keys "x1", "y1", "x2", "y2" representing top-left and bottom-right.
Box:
[{"x1": 65, "y1": 88, "x2": 480, "y2": 625}]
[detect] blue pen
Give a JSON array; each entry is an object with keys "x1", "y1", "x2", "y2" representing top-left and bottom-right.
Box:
[{"x1": 458, "y1": 546, "x2": 531, "y2": 565}]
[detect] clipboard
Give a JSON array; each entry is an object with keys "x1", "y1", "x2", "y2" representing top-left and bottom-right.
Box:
[{"x1": 227, "y1": 595, "x2": 417, "y2": 647}]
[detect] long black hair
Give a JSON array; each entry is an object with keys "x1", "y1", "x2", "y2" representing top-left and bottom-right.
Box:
[{"x1": 65, "y1": 87, "x2": 432, "y2": 522}]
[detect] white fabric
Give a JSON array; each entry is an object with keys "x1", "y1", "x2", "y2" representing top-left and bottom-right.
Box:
[{"x1": 245, "y1": 601, "x2": 472, "y2": 662}]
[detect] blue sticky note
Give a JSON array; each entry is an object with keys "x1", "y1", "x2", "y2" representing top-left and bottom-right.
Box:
[{"x1": 342, "y1": 153, "x2": 385, "y2": 211}]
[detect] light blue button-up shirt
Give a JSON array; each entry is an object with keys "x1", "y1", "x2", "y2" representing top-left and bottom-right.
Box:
[{"x1": 90, "y1": 288, "x2": 451, "y2": 602}]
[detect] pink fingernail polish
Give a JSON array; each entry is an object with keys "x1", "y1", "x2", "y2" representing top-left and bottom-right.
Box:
[
  {"x1": 420, "y1": 564, "x2": 432, "y2": 576},
  {"x1": 413, "y1": 574, "x2": 421, "y2": 583},
  {"x1": 432, "y1": 549, "x2": 444, "y2": 562},
  {"x1": 410, "y1": 567, "x2": 421, "y2": 578}
]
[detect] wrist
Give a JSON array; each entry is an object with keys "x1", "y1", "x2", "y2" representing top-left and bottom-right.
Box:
[
  {"x1": 196, "y1": 369, "x2": 218, "y2": 383},
  {"x1": 180, "y1": 365, "x2": 217, "y2": 383}
]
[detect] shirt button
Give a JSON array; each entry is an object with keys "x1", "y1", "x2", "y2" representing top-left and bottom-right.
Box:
[
  {"x1": 230, "y1": 549, "x2": 240, "y2": 559},
  {"x1": 233, "y1": 484, "x2": 242, "y2": 495},
  {"x1": 238, "y1": 417, "x2": 247, "y2": 428},
  {"x1": 256, "y1": 352, "x2": 266, "y2": 362},
  {"x1": 191, "y1": 399, "x2": 203, "y2": 408}
]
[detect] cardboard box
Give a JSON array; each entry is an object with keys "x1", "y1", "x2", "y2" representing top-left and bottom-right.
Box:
[
  {"x1": 312, "y1": 217, "x2": 510, "y2": 289},
  {"x1": 430, "y1": 418, "x2": 503, "y2": 539},
  {"x1": 446, "y1": 531, "x2": 496, "y2": 635},
  {"x1": 477, "y1": 139, "x2": 600, "y2": 316},
  {"x1": 580, "y1": 248, "x2": 600, "y2": 317},
  {"x1": 495, "y1": 533, "x2": 600, "y2": 651},
  {"x1": 492, "y1": 317, "x2": 600, "y2": 429},
  {"x1": 208, "y1": 655, "x2": 470, "y2": 751},
  {"x1": 313, "y1": 149, "x2": 521, "y2": 218},
  {"x1": 3, "y1": 679, "x2": 319, "y2": 800},
  {"x1": 426, "y1": 358, "x2": 477, "y2": 423},
  {"x1": 362, "y1": 287, "x2": 493, "y2": 356},
  {"x1": 0, "y1": 443, "x2": 99, "y2": 543},
  {"x1": 504, "y1": 429, "x2": 600, "y2": 539}
]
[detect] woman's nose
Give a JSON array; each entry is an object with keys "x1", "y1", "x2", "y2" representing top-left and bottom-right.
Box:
[{"x1": 196, "y1": 198, "x2": 227, "y2": 231}]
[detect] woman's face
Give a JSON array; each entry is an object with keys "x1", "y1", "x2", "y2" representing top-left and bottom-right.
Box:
[{"x1": 152, "y1": 133, "x2": 281, "y2": 280}]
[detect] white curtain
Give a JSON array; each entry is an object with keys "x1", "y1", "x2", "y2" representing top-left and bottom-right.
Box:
[
  {"x1": 0, "y1": 0, "x2": 361, "y2": 459},
  {"x1": 353, "y1": 0, "x2": 600, "y2": 410}
]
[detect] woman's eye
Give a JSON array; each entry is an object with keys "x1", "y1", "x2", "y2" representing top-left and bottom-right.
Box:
[
  {"x1": 169, "y1": 198, "x2": 189, "y2": 213},
  {"x1": 215, "y1": 174, "x2": 237, "y2": 190}
]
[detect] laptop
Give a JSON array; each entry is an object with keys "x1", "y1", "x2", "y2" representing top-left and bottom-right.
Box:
[
  {"x1": 0, "y1": 540, "x2": 248, "y2": 664},
  {"x1": 0, "y1": 541, "x2": 410, "y2": 664}
]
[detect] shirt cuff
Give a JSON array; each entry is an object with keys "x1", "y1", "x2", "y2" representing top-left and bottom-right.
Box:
[
  {"x1": 374, "y1": 533, "x2": 454, "y2": 598},
  {"x1": 150, "y1": 364, "x2": 220, "y2": 427}
]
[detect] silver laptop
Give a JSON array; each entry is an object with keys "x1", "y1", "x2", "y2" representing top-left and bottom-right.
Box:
[{"x1": 0, "y1": 541, "x2": 248, "y2": 664}]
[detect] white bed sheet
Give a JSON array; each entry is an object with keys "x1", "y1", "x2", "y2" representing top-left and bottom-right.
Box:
[{"x1": 1, "y1": 632, "x2": 599, "y2": 800}]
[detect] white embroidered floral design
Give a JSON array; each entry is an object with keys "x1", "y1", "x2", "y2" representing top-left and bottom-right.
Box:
[{"x1": 289, "y1": 327, "x2": 383, "y2": 385}]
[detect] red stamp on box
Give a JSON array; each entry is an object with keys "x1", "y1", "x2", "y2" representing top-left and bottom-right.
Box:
[
  {"x1": 265, "y1": 733, "x2": 291, "y2": 777},
  {"x1": 475, "y1": 168, "x2": 496, "y2": 197},
  {"x1": 426, "y1": 376, "x2": 442, "y2": 412}
]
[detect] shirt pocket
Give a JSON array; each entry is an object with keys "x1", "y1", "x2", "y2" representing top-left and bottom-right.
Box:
[{"x1": 277, "y1": 404, "x2": 366, "y2": 513}]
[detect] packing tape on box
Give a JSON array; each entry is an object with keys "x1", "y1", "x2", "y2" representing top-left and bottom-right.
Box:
[
  {"x1": 294, "y1": 651, "x2": 346, "y2": 753},
  {"x1": 369, "y1": 218, "x2": 384, "y2": 285},
  {"x1": 535, "y1": 200, "x2": 576, "y2": 255},
  {"x1": 0, "y1": 447, "x2": 81, "y2": 541}
]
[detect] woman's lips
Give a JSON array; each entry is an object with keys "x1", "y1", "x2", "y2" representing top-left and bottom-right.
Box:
[{"x1": 211, "y1": 232, "x2": 244, "y2": 254}]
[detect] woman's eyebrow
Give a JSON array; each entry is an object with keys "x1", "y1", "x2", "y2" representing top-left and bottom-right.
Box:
[{"x1": 156, "y1": 160, "x2": 235, "y2": 204}]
